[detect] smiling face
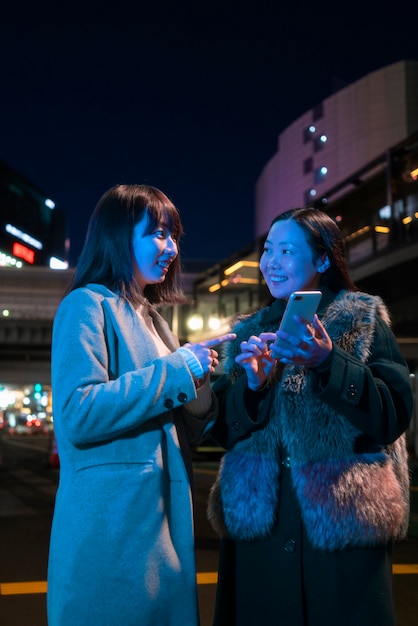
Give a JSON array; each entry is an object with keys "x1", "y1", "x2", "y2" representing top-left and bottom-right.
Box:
[
  {"x1": 132, "y1": 211, "x2": 178, "y2": 290},
  {"x1": 259, "y1": 219, "x2": 324, "y2": 300}
]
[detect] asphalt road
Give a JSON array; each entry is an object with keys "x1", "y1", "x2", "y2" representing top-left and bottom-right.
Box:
[{"x1": 0, "y1": 433, "x2": 417, "y2": 626}]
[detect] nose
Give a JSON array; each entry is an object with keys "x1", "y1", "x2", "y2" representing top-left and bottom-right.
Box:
[
  {"x1": 268, "y1": 254, "x2": 280, "y2": 269},
  {"x1": 166, "y1": 236, "x2": 178, "y2": 257}
]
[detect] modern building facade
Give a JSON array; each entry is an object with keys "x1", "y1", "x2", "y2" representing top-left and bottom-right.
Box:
[
  {"x1": 187, "y1": 61, "x2": 418, "y2": 366},
  {"x1": 255, "y1": 59, "x2": 418, "y2": 237},
  {"x1": 0, "y1": 60, "x2": 417, "y2": 450},
  {"x1": 0, "y1": 160, "x2": 67, "y2": 269}
]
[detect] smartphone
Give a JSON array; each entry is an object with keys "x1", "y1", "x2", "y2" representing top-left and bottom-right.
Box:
[{"x1": 275, "y1": 291, "x2": 322, "y2": 349}]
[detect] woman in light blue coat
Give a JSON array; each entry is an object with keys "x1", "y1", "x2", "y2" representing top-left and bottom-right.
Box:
[{"x1": 47, "y1": 184, "x2": 235, "y2": 626}]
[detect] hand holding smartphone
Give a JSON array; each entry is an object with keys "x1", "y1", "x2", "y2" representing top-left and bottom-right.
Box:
[{"x1": 274, "y1": 291, "x2": 322, "y2": 350}]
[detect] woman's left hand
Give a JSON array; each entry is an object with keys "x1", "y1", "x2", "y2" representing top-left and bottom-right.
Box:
[
  {"x1": 235, "y1": 332, "x2": 278, "y2": 390},
  {"x1": 270, "y1": 314, "x2": 332, "y2": 367}
]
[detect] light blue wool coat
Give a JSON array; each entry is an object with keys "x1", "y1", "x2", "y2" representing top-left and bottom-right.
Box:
[{"x1": 47, "y1": 284, "x2": 217, "y2": 626}]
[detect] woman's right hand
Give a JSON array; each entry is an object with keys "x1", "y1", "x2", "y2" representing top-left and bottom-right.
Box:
[
  {"x1": 183, "y1": 333, "x2": 237, "y2": 375},
  {"x1": 235, "y1": 332, "x2": 278, "y2": 390}
]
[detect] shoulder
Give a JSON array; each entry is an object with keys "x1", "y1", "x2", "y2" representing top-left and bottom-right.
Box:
[
  {"x1": 58, "y1": 284, "x2": 121, "y2": 311},
  {"x1": 325, "y1": 290, "x2": 391, "y2": 327},
  {"x1": 55, "y1": 286, "x2": 125, "y2": 332}
]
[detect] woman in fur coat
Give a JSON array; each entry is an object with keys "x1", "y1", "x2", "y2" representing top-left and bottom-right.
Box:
[
  {"x1": 47, "y1": 184, "x2": 235, "y2": 626},
  {"x1": 208, "y1": 207, "x2": 413, "y2": 626}
]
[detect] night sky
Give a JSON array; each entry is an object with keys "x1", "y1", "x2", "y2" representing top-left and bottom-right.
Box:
[{"x1": 1, "y1": 1, "x2": 417, "y2": 266}]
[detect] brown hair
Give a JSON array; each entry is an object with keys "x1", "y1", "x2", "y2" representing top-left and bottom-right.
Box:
[
  {"x1": 70, "y1": 184, "x2": 187, "y2": 305},
  {"x1": 270, "y1": 207, "x2": 358, "y2": 292}
]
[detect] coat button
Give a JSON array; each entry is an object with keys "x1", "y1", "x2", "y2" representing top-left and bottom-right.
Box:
[
  {"x1": 232, "y1": 420, "x2": 240, "y2": 431},
  {"x1": 346, "y1": 383, "x2": 356, "y2": 397},
  {"x1": 282, "y1": 456, "x2": 291, "y2": 468},
  {"x1": 177, "y1": 392, "x2": 188, "y2": 403},
  {"x1": 284, "y1": 539, "x2": 296, "y2": 553},
  {"x1": 164, "y1": 398, "x2": 174, "y2": 409}
]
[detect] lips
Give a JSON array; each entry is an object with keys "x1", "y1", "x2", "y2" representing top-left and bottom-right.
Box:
[
  {"x1": 269, "y1": 275, "x2": 287, "y2": 282},
  {"x1": 157, "y1": 259, "x2": 172, "y2": 269}
]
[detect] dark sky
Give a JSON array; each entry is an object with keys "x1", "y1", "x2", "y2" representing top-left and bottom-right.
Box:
[{"x1": 1, "y1": 1, "x2": 417, "y2": 266}]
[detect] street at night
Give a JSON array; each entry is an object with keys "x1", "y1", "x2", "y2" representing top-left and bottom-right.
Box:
[{"x1": 1, "y1": 433, "x2": 417, "y2": 626}]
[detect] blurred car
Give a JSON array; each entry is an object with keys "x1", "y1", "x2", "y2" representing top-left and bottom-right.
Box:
[{"x1": 5, "y1": 410, "x2": 49, "y2": 435}]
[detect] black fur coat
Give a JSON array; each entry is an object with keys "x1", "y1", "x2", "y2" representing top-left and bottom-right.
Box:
[{"x1": 208, "y1": 290, "x2": 410, "y2": 550}]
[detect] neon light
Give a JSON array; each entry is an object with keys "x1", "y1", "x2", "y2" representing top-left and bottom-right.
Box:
[
  {"x1": 5, "y1": 224, "x2": 43, "y2": 250},
  {"x1": 12, "y1": 242, "x2": 35, "y2": 264}
]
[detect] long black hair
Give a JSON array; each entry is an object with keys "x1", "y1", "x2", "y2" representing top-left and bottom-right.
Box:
[
  {"x1": 270, "y1": 207, "x2": 358, "y2": 292},
  {"x1": 69, "y1": 184, "x2": 187, "y2": 305}
]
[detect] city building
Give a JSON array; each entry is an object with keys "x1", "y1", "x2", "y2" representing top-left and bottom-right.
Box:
[
  {"x1": 255, "y1": 59, "x2": 418, "y2": 238},
  {"x1": 0, "y1": 160, "x2": 67, "y2": 269},
  {"x1": 0, "y1": 60, "x2": 417, "y2": 451},
  {"x1": 187, "y1": 61, "x2": 418, "y2": 368}
]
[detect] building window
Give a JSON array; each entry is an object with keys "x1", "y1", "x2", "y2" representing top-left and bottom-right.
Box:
[
  {"x1": 303, "y1": 125, "x2": 316, "y2": 144},
  {"x1": 314, "y1": 134, "x2": 328, "y2": 152},
  {"x1": 304, "y1": 157, "x2": 313, "y2": 174},
  {"x1": 312, "y1": 102, "x2": 323, "y2": 121},
  {"x1": 304, "y1": 188, "x2": 317, "y2": 205},
  {"x1": 314, "y1": 165, "x2": 328, "y2": 184}
]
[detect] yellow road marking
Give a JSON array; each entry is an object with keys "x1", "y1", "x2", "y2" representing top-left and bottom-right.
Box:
[
  {"x1": 392, "y1": 564, "x2": 418, "y2": 574},
  {"x1": 2, "y1": 565, "x2": 418, "y2": 595},
  {"x1": 1, "y1": 581, "x2": 47, "y2": 595},
  {"x1": 196, "y1": 572, "x2": 218, "y2": 584}
]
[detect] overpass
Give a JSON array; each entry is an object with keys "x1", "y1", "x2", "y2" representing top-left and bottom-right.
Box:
[
  {"x1": 0, "y1": 267, "x2": 73, "y2": 386},
  {"x1": 0, "y1": 263, "x2": 417, "y2": 454}
]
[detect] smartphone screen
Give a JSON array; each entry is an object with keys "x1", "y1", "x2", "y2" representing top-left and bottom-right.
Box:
[{"x1": 275, "y1": 291, "x2": 322, "y2": 349}]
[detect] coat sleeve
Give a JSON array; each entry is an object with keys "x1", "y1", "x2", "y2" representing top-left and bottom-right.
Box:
[
  {"x1": 210, "y1": 374, "x2": 274, "y2": 449},
  {"x1": 310, "y1": 316, "x2": 413, "y2": 444},
  {"x1": 51, "y1": 289, "x2": 203, "y2": 445}
]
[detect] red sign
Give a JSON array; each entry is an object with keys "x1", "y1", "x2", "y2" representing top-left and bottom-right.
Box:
[{"x1": 12, "y1": 242, "x2": 35, "y2": 264}]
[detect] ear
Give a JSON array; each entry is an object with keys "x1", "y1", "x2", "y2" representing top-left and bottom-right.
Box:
[{"x1": 317, "y1": 254, "x2": 330, "y2": 273}]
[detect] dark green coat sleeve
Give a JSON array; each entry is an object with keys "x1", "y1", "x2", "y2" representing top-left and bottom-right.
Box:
[
  {"x1": 310, "y1": 316, "x2": 413, "y2": 444},
  {"x1": 211, "y1": 317, "x2": 413, "y2": 448},
  {"x1": 211, "y1": 374, "x2": 274, "y2": 449}
]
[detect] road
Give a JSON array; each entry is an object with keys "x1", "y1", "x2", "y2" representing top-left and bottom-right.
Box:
[{"x1": 0, "y1": 433, "x2": 417, "y2": 626}]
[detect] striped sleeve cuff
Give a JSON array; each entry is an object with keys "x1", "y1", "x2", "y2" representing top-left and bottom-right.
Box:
[{"x1": 177, "y1": 347, "x2": 205, "y2": 379}]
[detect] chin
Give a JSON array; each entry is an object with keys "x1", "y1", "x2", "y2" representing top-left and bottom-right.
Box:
[{"x1": 270, "y1": 286, "x2": 292, "y2": 300}]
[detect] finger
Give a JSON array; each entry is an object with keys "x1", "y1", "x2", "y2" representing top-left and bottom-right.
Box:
[
  {"x1": 312, "y1": 316, "x2": 332, "y2": 343},
  {"x1": 259, "y1": 332, "x2": 279, "y2": 342},
  {"x1": 199, "y1": 333, "x2": 237, "y2": 348},
  {"x1": 240, "y1": 340, "x2": 262, "y2": 355},
  {"x1": 301, "y1": 332, "x2": 315, "y2": 343}
]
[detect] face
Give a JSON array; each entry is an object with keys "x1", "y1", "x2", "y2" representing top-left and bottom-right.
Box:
[
  {"x1": 131, "y1": 212, "x2": 178, "y2": 289},
  {"x1": 259, "y1": 219, "x2": 324, "y2": 300}
]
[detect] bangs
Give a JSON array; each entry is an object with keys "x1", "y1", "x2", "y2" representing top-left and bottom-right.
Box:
[{"x1": 143, "y1": 193, "x2": 182, "y2": 240}]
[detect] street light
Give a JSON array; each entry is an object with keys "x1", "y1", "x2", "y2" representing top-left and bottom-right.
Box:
[{"x1": 187, "y1": 314, "x2": 204, "y2": 331}]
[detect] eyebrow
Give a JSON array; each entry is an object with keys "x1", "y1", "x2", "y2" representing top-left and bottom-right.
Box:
[{"x1": 265, "y1": 239, "x2": 299, "y2": 247}]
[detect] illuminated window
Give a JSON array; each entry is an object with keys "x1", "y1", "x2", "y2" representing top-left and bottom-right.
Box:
[
  {"x1": 314, "y1": 135, "x2": 328, "y2": 152},
  {"x1": 314, "y1": 165, "x2": 328, "y2": 184},
  {"x1": 304, "y1": 188, "x2": 317, "y2": 205},
  {"x1": 303, "y1": 125, "x2": 316, "y2": 143}
]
